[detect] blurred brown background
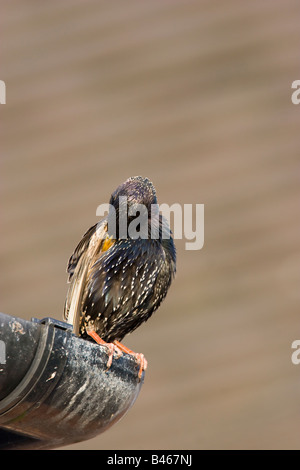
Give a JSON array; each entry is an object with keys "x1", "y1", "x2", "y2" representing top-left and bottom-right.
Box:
[{"x1": 1, "y1": 0, "x2": 299, "y2": 450}]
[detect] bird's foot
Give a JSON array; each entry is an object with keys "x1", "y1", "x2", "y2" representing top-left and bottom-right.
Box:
[
  {"x1": 87, "y1": 330, "x2": 123, "y2": 369},
  {"x1": 114, "y1": 340, "x2": 147, "y2": 380}
]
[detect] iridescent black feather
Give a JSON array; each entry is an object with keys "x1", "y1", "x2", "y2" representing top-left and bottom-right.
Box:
[{"x1": 64, "y1": 176, "x2": 176, "y2": 342}]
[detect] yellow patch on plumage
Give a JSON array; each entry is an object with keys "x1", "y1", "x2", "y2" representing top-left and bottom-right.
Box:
[{"x1": 102, "y1": 235, "x2": 115, "y2": 252}]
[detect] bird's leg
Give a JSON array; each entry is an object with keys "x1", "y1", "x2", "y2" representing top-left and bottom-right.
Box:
[
  {"x1": 87, "y1": 330, "x2": 122, "y2": 369},
  {"x1": 113, "y1": 340, "x2": 148, "y2": 380}
]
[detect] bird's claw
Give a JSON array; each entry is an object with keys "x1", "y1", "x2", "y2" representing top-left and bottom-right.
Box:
[
  {"x1": 104, "y1": 342, "x2": 123, "y2": 369},
  {"x1": 113, "y1": 340, "x2": 147, "y2": 381},
  {"x1": 134, "y1": 352, "x2": 148, "y2": 380},
  {"x1": 87, "y1": 331, "x2": 146, "y2": 379},
  {"x1": 87, "y1": 330, "x2": 123, "y2": 370}
]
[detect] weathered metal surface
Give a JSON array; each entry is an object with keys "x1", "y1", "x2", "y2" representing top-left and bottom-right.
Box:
[{"x1": 0, "y1": 313, "x2": 143, "y2": 449}]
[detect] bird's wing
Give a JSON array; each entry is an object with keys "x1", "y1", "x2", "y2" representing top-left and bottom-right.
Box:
[
  {"x1": 64, "y1": 220, "x2": 108, "y2": 334},
  {"x1": 66, "y1": 223, "x2": 98, "y2": 281}
]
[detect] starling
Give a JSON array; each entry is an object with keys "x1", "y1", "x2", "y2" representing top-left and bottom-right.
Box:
[{"x1": 64, "y1": 176, "x2": 176, "y2": 378}]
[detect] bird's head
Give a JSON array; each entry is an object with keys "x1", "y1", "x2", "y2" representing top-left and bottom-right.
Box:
[
  {"x1": 108, "y1": 176, "x2": 158, "y2": 239},
  {"x1": 110, "y1": 176, "x2": 157, "y2": 210}
]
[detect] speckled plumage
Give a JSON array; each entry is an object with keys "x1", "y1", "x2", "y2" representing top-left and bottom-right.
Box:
[{"x1": 64, "y1": 176, "x2": 176, "y2": 343}]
